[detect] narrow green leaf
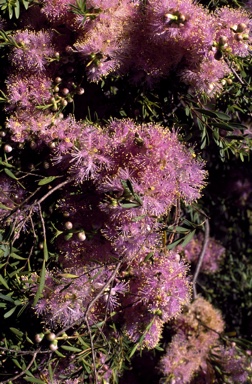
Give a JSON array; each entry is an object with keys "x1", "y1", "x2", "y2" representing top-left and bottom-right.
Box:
[
  {"x1": 10, "y1": 253, "x2": 26, "y2": 260},
  {"x1": 10, "y1": 327, "x2": 24, "y2": 337},
  {"x1": 54, "y1": 349, "x2": 66, "y2": 358},
  {"x1": 4, "y1": 168, "x2": 17, "y2": 180},
  {"x1": 212, "y1": 122, "x2": 233, "y2": 131},
  {"x1": 120, "y1": 202, "x2": 139, "y2": 208},
  {"x1": 0, "y1": 203, "x2": 12, "y2": 210},
  {"x1": 61, "y1": 345, "x2": 82, "y2": 352},
  {"x1": 43, "y1": 239, "x2": 48, "y2": 262},
  {"x1": 214, "y1": 111, "x2": 231, "y2": 120},
  {"x1": 14, "y1": 0, "x2": 20, "y2": 18},
  {"x1": 33, "y1": 260, "x2": 46, "y2": 306},
  {"x1": 22, "y1": 0, "x2": 29, "y2": 10},
  {"x1": 24, "y1": 378, "x2": 46, "y2": 384},
  {"x1": 195, "y1": 108, "x2": 217, "y2": 118},
  {"x1": 0, "y1": 274, "x2": 9, "y2": 289},
  {"x1": 57, "y1": 273, "x2": 79, "y2": 279},
  {"x1": 180, "y1": 229, "x2": 196, "y2": 247},
  {"x1": 166, "y1": 237, "x2": 184, "y2": 250},
  {"x1": 38, "y1": 176, "x2": 58, "y2": 186},
  {"x1": 129, "y1": 343, "x2": 138, "y2": 358},
  {"x1": 4, "y1": 306, "x2": 16, "y2": 318},
  {"x1": 0, "y1": 292, "x2": 14, "y2": 302},
  {"x1": 12, "y1": 358, "x2": 23, "y2": 370}
]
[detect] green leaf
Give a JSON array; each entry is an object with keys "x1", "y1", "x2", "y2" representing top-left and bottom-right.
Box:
[
  {"x1": 10, "y1": 253, "x2": 26, "y2": 260},
  {"x1": 0, "y1": 292, "x2": 14, "y2": 302},
  {"x1": 166, "y1": 237, "x2": 184, "y2": 250},
  {"x1": 43, "y1": 239, "x2": 48, "y2": 262},
  {"x1": 212, "y1": 122, "x2": 233, "y2": 131},
  {"x1": 180, "y1": 229, "x2": 196, "y2": 247},
  {"x1": 4, "y1": 306, "x2": 16, "y2": 318},
  {"x1": 12, "y1": 358, "x2": 23, "y2": 369},
  {"x1": 38, "y1": 176, "x2": 58, "y2": 186},
  {"x1": 4, "y1": 168, "x2": 17, "y2": 180},
  {"x1": 120, "y1": 202, "x2": 140, "y2": 209},
  {"x1": 33, "y1": 260, "x2": 46, "y2": 306},
  {"x1": 61, "y1": 345, "x2": 82, "y2": 352},
  {"x1": 22, "y1": 0, "x2": 29, "y2": 10},
  {"x1": 57, "y1": 273, "x2": 79, "y2": 279},
  {"x1": 195, "y1": 108, "x2": 217, "y2": 118},
  {"x1": 213, "y1": 111, "x2": 231, "y2": 120},
  {"x1": 14, "y1": 0, "x2": 20, "y2": 18},
  {"x1": 54, "y1": 349, "x2": 66, "y2": 358},
  {"x1": 10, "y1": 327, "x2": 24, "y2": 338},
  {"x1": 0, "y1": 274, "x2": 9, "y2": 289},
  {"x1": 24, "y1": 378, "x2": 46, "y2": 384},
  {"x1": 0, "y1": 159, "x2": 14, "y2": 168},
  {"x1": 0, "y1": 203, "x2": 12, "y2": 210}
]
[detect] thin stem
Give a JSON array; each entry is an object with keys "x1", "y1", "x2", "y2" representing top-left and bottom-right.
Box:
[
  {"x1": 0, "y1": 349, "x2": 40, "y2": 384},
  {"x1": 192, "y1": 218, "x2": 210, "y2": 299}
]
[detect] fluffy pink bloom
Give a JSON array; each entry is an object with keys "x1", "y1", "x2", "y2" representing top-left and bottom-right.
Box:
[
  {"x1": 74, "y1": 0, "x2": 136, "y2": 81},
  {"x1": 41, "y1": 0, "x2": 76, "y2": 22},
  {"x1": 160, "y1": 297, "x2": 225, "y2": 383},
  {"x1": 6, "y1": 74, "x2": 52, "y2": 110},
  {"x1": 181, "y1": 233, "x2": 225, "y2": 273},
  {"x1": 214, "y1": 7, "x2": 251, "y2": 57},
  {"x1": 10, "y1": 30, "x2": 55, "y2": 73},
  {"x1": 123, "y1": 305, "x2": 164, "y2": 349},
  {"x1": 180, "y1": 51, "x2": 230, "y2": 96},
  {"x1": 215, "y1": 344, "x2": 251, "y2": 383},
  {"x1": 128, "y1": 251, "x2": 191, "y2": 322},
  {"x1": 68, "y1": 125, "x2": 111, "y2": 181}
]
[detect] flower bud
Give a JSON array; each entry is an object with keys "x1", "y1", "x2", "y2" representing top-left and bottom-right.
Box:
[
  {"x1": 61, "y1": 88, "x2": 69, "y2": 96},
  {"x1": 235, "y1": 33, "x2": 243, "y2": 41},
  {"x1": 64, "y1": 221, "x2": 73, "y2": 230},
  {"x1": 4, "y1": 144, "x2": 13, "y2": 153},
  {"x1": 49, "y1": 340, "x2": 58, "y2": 351},
  {"x1": 35, "y1": 333, "x2": 44, "y2": 343},
  {"x1": 55, "y1": 77, "x2": 62, "y2": 84},
  {"x1": 77, "y1": 231, "x2": 86, "y2": 241},
  {"x1": 76, "y1": 87, "x2": 85, "y2": 95},
  {"x1": 61, "y1": 99, "x2": 68, "y2": 107},
  {"x1": 46, "y1": 332, "x2": 56, "y2": 341},
  {"x1": 237, "y1": 23, "x2": 247, "y2": 33},
  {"x1": 219, "y1": 36, "x2": 228, "y2": 46}
]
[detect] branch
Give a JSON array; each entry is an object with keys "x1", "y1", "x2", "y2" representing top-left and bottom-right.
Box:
[
  {"x1": 192, "y1": 218, "x2": 210, "y2": 299},
  {"x1": 0, "y1": 349, "x2": 40, "y2": 384}
]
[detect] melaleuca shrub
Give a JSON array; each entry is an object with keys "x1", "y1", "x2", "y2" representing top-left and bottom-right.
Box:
[{"x1": 32, "y1": 118, "x2": 206, "y2": 349}]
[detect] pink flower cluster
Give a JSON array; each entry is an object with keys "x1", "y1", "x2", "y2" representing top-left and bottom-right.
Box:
[
  {"x1": 180, "y1": 233, "x2": 225, "y2": 273},
  {"x1": 30, "y1": 119, "x2": 206, "y2": 348},
  {"x1": 159, "y1": 297, "x2": 224, "y2": 383}
]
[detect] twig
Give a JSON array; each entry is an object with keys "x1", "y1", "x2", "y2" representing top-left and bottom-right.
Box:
[
  {"x1": 223, "y1": 56, "x2": 245, "y2": 86},
  {"x1": 56, "y1": 260, "x2": 122, "y2": 384},
  {"x1": 0, "y1": 349, "x2": 40, "y2": 384},
  {"x1": 0, "y1": 346, "x2": 51, "y2": 355},
  {"x1": 57, "y1": 261, "x2": 122, "y2": 337},
  {"x1": 192, "y1": 218, "x2": 210, "y2": 299}
]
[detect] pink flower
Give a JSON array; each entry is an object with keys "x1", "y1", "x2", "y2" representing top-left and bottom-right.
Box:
[{"x1": 10, "y1": 30, "x2": 55, "y2": 73}]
